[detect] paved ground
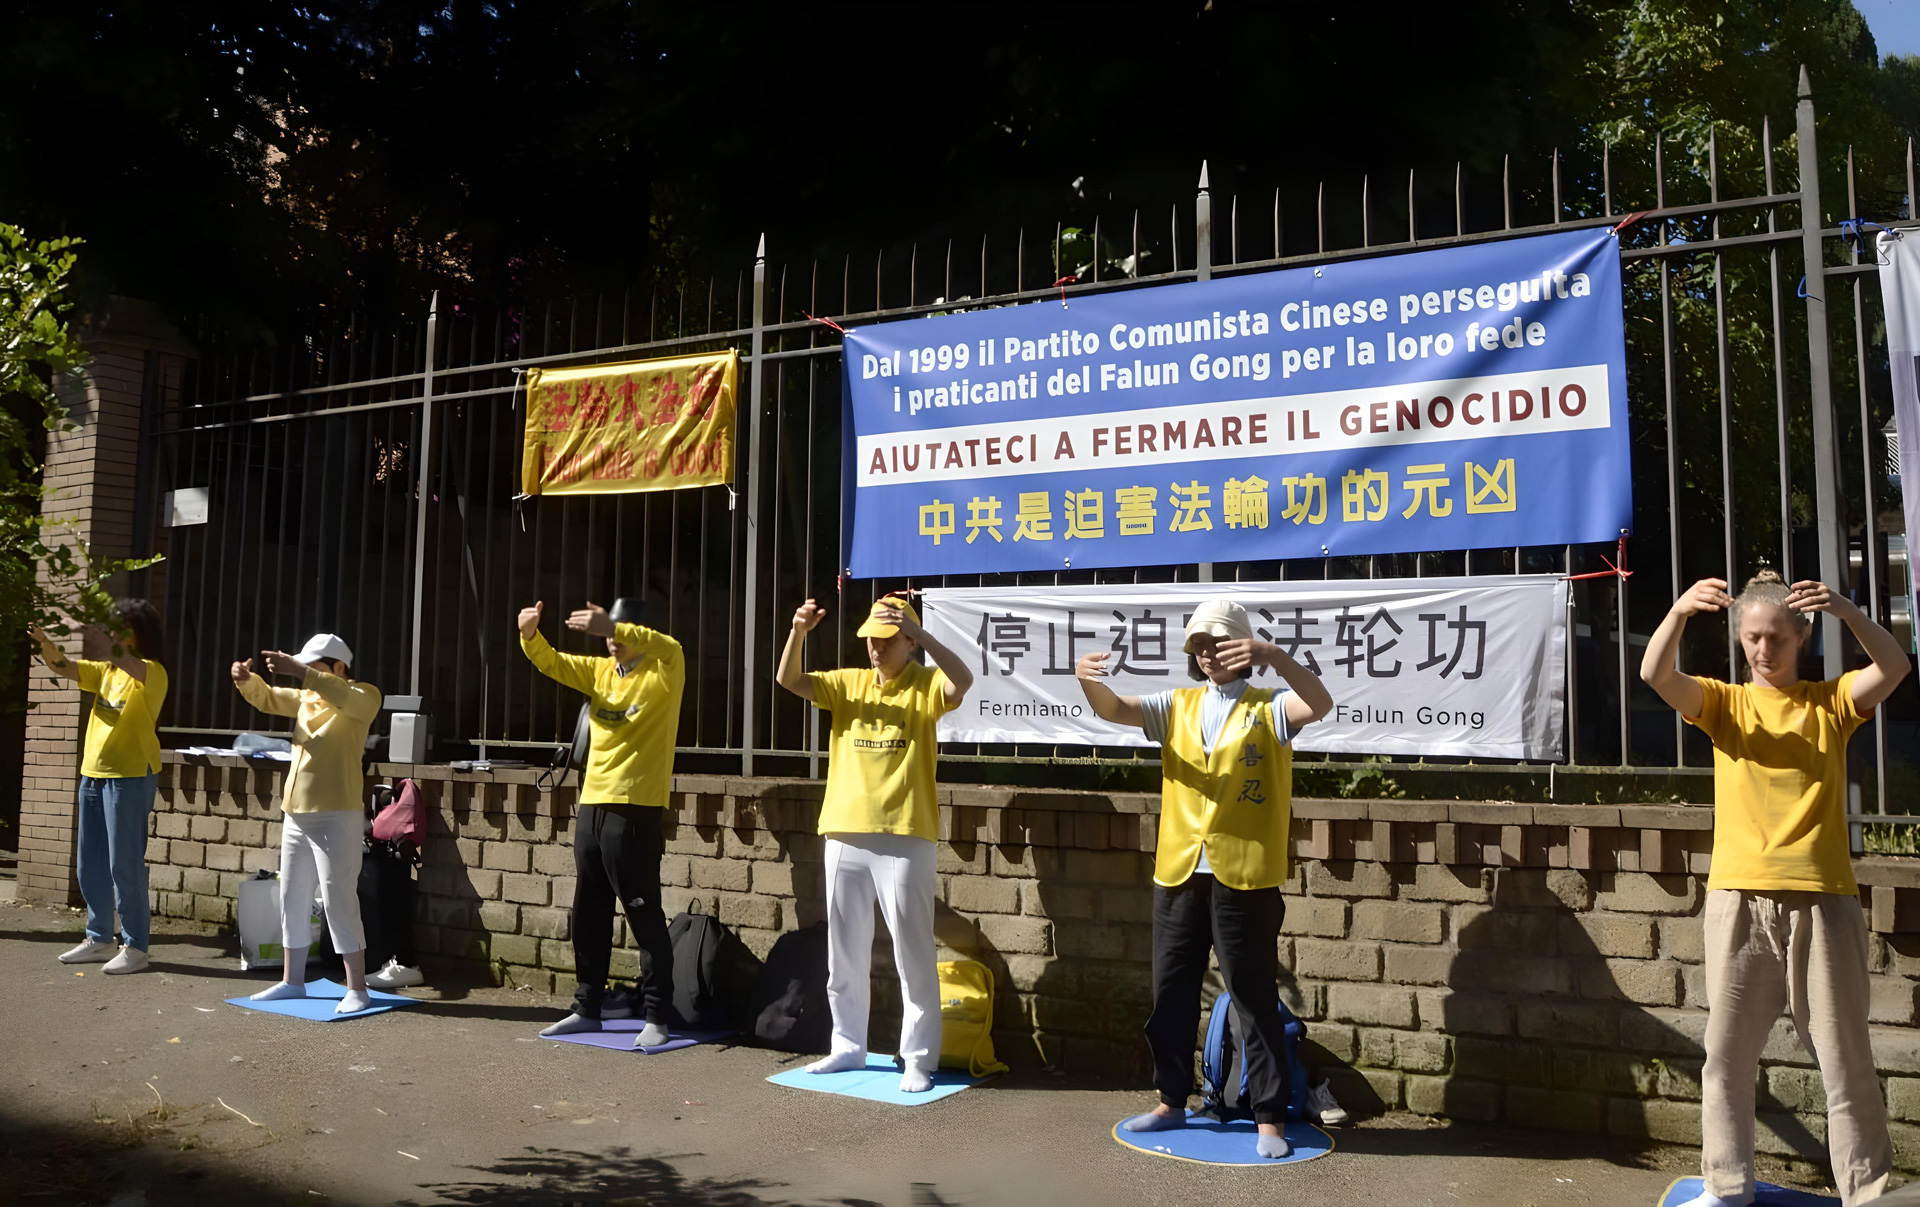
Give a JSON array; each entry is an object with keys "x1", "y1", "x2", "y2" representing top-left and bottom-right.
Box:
[{"x1": 0, "y1": 900, "x2": 1837, "y2": 1207}]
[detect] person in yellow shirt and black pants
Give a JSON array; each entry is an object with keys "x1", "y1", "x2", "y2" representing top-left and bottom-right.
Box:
[
  {"x1": 232, "y1": 633, "x2": 384, "y2": 1014},
  {"x1": 1076, "y1": 598, "x2": 1332, "y2": 1160},
  {"x1": 30, "y1": 599, "x2": 170, "y2": 976},
  {"x1": 1643, "y1": 570, "x2": 1911, "y2": 1207},
  {"x1": 518, "y1": 597, "x2": 686, "y2": 1048},
  {"x1": 776, "y1": 594, "x2": 972, "y2": 1093}
]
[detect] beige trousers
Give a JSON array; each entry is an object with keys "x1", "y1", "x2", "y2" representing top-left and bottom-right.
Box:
[{"x1": 1702, "y1": 889, "x2": 1890, "y2": 1206}]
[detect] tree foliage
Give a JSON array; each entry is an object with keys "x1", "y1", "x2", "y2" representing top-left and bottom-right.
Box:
[{"x1": 0, "y1": 226, "x2": 156, "y2": 700}]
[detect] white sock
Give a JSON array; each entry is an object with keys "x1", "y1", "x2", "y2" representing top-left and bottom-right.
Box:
[
  {"x1": 336, "y1": 989, "x2": 373, "y2": 1014},
  {"x1": 251, "y1": 981, "x2": 306, "y2": 1001},
  {"x1": 1672, "y1": 1194, "x2": 1742, "y2": 1207},
  {"x1": 899, "y1": 1067, "x2": 933, "y2": 1093},
  {"x1": 806, "y1": 1050, "x2": 868, "y2": 1074},
  {"x1": 634, "y1": 1022, "x2": 670, "y2": 1047},
  {"x1": 539, "y1": 1013, "x2": 599, "y2": 1037},
  {"x1": 1256, "y1": 1130, "x2": 1291, "y2": 1159}
]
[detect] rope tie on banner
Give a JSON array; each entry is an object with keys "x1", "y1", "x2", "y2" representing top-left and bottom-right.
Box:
[
  {"x1": 1562, "y1": 535, "x2": 1633, "y2": 583},
  {"x1": 803, "y1": 310, "x2": 849, "y2": 336},
  {"x1": 1839, "y1": 218, "x2": 1898, "y2": 262},
  {"x1": 1053, "y1": 274, "x2": 1076, "y2": 308},
  {"x1": 1611, "y1": 210, "x2": 1653, "y2": 235}
]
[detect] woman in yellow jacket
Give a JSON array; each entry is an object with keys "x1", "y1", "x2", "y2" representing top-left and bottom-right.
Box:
[
  {"x1": 30, "y1": 599, "x2": 170, "y2": 975},
  {"x1": 231, "y1": 633, "x2": 383, "y2": 1014},
  {"x1": 1076, "y1": 598, "x2": 1331, "y2": 1160}
]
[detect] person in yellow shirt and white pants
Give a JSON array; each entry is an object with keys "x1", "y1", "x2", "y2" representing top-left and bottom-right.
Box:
[
  {"x1": 1076, "y1": 598, "x2": 1332, "y2": 1160},
  {"x1": 518, "y1": 597, "x2": 685, "y2": 1048},
  {"x1": 1643, "y1": 570, "x2": 1911, "y2": 1207},
  {"x1": 231, "y1": 633, "x2": 383, "y2": 1014},
  {"x1": 776, "y1": 594, "x2": 972, "y2": 1093},
  {"x1": 30, "y1": 599, "x2": 170, "y2": 976}
]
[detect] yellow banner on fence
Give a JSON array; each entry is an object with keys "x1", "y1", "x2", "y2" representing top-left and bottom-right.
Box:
[{"x1": 520, "y1": 350, "x2": 737, "y2": 496}]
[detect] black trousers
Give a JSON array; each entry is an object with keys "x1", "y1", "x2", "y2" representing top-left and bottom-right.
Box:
[
  {"x1": 1144, "y1": 873, "x2": 1290, "y2": 1126},
  {"x1": 572, "y1": 804, "x2": 674, "y2": 1022}
]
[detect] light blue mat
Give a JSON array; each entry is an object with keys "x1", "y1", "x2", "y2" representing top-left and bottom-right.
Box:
[
  {"x1": 224, "y1": 978, "x2": 421, "y2": 1021},
  {"x1": 1658, "y1": 1178, "x2": 1836, "y2": 1206},
  {"x1": 1111, "y1": 1113, "x2": 1333, "y2": 1166},
  {"x1": 766, "y1": 1056, "x2": 982, "y2": 1105}
]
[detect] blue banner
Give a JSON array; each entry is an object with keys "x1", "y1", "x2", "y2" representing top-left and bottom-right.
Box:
[{"x1": 842, "y1": 227, "x2": 1629, "y2": 578}]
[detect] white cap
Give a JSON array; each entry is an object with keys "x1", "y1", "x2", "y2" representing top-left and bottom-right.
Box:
[
  {"x1": 1183, "y1": 599, "x2": 1252, "y2": 653},
  {"x1": 291, "y1": 632, "x2": 354, "y2": 668}
]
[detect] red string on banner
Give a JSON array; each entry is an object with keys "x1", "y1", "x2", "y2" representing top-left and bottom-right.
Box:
[
  {"x1": 1053, "y1": 274, "x2": 1076, "y2": 307},
  {"x1": 804, "y1": 310, "x2": 850, "y2": 335},
  {"x1": 1563, "y1": 535, "x2": 1633, "y2": 583},
  {"x1": 1611, "y1": 211, "x2": 1653, "y2": 235}
]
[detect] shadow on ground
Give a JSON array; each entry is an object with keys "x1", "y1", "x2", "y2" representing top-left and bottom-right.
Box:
[
  {"x1": 0, "y1": 1108, "x2": 899, "y2": 1207},
  {"x1": 402, "y1": 1146, "x2": 887, "y2": 1207}
]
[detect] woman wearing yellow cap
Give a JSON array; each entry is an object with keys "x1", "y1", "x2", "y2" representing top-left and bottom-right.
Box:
[
  {"x1": 1075, "y1": 598, "x2": 1331, "y2": 1159},
  {"x1": 775, "y1": 593, "x2": 972, "y2": 1093}
]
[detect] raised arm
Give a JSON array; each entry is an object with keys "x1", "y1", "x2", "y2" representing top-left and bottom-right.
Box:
[
  {"x1": 1216, "y1": 638, "x2": 1333, "y2": 729},
  {"x1": 1789, "y1": 580, "x2": 1914, "y2": 711},
  {"x1": 889, "y1": 602, "x2": 973, "y2": 707},
  {"x1": 1639, "y1": 577, "x2": 1729, "y2": 718},
  {"x1": 517, "y1": 601, "x2": 599, "y2": 693},
  {"x1": 1074, "y1": 651, "x2": 1145, "y2": 730},
  {"x1": 27, "y1": 624, "x2": 80, "y2": 683},
  {"x1": 231, "y1": 657, "x2": 302, "y2": 716},
  {"x1": 776, "y1": 599, "x2": 825, "y2": 703},
  {"x1": 299, "y1": 665, "x2": 383, "y2": 721}
]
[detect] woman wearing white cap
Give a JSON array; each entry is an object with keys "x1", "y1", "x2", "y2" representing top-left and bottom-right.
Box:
[
  {"x1": 231, "y1": 633, "x2": 383, "y2": 1013},
  {"x1": 775, "y1": 593, "x2": 972, "y2": 1093},
  {"x1": 1076, "y1": 598, "x2": 1332, "y2": 1159}
]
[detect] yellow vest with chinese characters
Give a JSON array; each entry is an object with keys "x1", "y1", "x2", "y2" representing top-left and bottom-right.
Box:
[{"x1": 1155, "y1": 686, "x2": 1292, "y2": 890}]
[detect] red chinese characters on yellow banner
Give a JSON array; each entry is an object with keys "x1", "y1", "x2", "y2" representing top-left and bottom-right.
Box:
[{"x1": 520, "y1": 350, "x2": 737, "y2": 496}]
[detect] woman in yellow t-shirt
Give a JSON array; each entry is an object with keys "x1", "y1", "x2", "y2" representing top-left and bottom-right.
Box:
[
  {"x1": 30, "y1": 599, "x2": 170, "y2": 976},
  {"x1": 1642, "y1": 571, "x2": 1911, "y2": 1207},
  {"x1": 775, "y1": 594, "x2": 972, "y2": 1093},
  {"x1": 1075, "y1": 598, "x2": 1332, "y2": 1160}
]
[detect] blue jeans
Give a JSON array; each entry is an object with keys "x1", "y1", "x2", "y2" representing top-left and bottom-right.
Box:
[{"x1": 76, "y1": 773, "x2": 158, "y2": 951}]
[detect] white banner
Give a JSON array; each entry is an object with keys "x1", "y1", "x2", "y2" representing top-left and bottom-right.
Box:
[
  {"x1": 923, "y1": 576, "x2": 1567, "y2": 760},
  {"x1": 1875, "y1": 231, "x2": 1920, "y2": 641}
]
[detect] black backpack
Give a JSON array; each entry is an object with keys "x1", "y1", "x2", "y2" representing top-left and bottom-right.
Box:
[
  {"x1": 358, "y1": 842, "x2": 417, "y2": 970},
  {"x1": 667, "y1": 910, "x2": 758, "y2": 1030},
  {"x1": 747, "y1": 921, "x2": 831, "y2": 1053}
]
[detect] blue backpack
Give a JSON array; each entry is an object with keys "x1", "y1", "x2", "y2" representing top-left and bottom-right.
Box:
[{"x1": 1198, "y1": 993, "x2": 1308, "y2": 1122}]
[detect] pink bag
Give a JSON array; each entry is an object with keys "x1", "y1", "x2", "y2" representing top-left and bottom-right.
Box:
[{"x1": 371, "y1": 778, "x2": 426, "y2": 851}]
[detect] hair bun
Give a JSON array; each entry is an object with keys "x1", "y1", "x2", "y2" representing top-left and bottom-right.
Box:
[{"x1": 1744, "y1": 569, "x2": 1787, "y2": 589}]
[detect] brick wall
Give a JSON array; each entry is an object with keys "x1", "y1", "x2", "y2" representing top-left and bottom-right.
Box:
[{"x1": 145, "y1": 755, "x2": 1920, "y2": 1170}]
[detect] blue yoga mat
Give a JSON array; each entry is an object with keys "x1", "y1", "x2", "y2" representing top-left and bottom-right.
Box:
[
  {"x1": 224, "y1": 978, "x2": 421, "y2": 1021},
  {"x1": 766, "y1": 1056, "x2": 983, "y2": 1105},
  {"x1": 1111, "y1": 1113, "x2": 1334, "y2": 1166},
  {"x1": 544, "y1": 1022, "x2": 734, "y2": 1054},
  {"x1": 1658, "y1": 1178, "x2": 1837, "y2": 1206}
]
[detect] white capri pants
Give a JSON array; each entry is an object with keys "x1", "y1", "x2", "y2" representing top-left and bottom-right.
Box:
[
  {"x1": 823, "y1": 832, "x2": 941, "y2": 1074},
  {"x1": 280, "y1": 809, "x2": 366, "y2": 955}
]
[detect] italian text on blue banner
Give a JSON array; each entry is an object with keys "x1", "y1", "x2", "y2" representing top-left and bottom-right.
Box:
[{"x1": 841, "y1": 227, "x2": 1631, "y2": 578}]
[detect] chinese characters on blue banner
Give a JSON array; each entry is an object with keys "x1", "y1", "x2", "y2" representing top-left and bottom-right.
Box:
[{"x1": 843, "y1": 228, "x2": 1628, "y2": 577}]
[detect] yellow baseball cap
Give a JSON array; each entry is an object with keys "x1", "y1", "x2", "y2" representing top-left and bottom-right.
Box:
[{"x1": 857, "y1": 595, "x2": 919, "y2": 639}]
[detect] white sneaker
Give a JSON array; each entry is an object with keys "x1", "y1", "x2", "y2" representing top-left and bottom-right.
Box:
[
  {"x1": 58, "y1": 937, "x2": 118, "y2": 964},
  {"x1": 1306, "y1": 1078, "x2": 1349, "y2": 1126},
  {"x1": 102, "y1": 947, "x2": 150, "y2": 975},
  {"x1": 365, "y1": 958, "x2": 424, "y2": 990}
]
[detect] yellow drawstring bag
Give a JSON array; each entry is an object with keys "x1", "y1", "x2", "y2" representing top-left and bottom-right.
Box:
[{"x1": 937, "y1": 958, "x2": 1010, "y2": 1077}]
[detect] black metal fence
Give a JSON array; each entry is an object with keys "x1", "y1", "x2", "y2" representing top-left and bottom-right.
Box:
[{"x1": 136, "y1": 77, "x2": 1917, "y2": 811}]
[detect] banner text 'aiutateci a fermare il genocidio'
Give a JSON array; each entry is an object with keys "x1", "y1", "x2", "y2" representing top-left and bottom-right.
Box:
[{"x1": 842, "y1": 227, "x2": 1630, "y2": 577}]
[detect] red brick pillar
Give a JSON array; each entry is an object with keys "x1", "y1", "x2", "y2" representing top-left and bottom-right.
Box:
[{"x1": 18, "y1": 298, "x2": 189, "y2": 905}]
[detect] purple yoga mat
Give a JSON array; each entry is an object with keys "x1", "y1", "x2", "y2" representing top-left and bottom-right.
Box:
[{"x1": 541, "y1": 1020, "x2": 734, "y2": 1054}]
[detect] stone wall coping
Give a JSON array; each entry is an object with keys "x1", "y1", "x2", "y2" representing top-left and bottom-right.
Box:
[{"x1": 161, "y1": 752, "x2": 1737, "y2": 837}]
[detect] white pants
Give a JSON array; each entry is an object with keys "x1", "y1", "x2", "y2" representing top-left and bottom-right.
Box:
[
  {"x1": 823, "y1": 832, "x2": 940, "y2": 1073},
  {"x1": 280, "y1": 809, "x2": 365, "y2": 955}
]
